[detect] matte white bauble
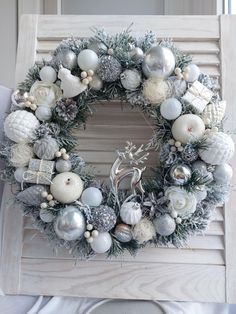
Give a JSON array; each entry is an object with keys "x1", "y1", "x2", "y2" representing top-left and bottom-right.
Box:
[
  {"x1": 77, "y1": 49, "x2": 99, "y2": 71},
  {"x1": 120, "y1": 201, "x2": 142, "y2": 225},
  {"x1": 120, "y1": 69, "x2": 141, "y2": 91},
  {"x1": 199, "y1": 132, "x2": 234, "y2": 165},
  {"x1": 183, "y1": 64, "x2": 200, "y2": 83},
  {"x1": 14, "y1": 167, "x2": 27, "y2": 183},
  {"x1": 39, "y1": 66, "x2": 57, "y2": 83},
  {"x1": 50, "y1": 172, "x2": 84, "y2": 204},
  {"x1": 160, "y1": 98, "x2": 182, "y2": 120},
  {"x1": 4, "y1": 110, "x2": 40, "y2": 143},
  {"x1": 90, "y1": 232, "x2": 112, "y2": 253},
  {"x1": 89, "y1": 75, "x2": 103, "y2": 91},
  {"x1": 81, "y1": 187, "x2": 103, "y2": 207},
  {"x1": 213, "y1": 163, "x2": 233, "y2": 184},
  {"x1": 171, "y1": 114, "x2": 205, "y2": 144},
  {"x1": 35, "y1": 106, "x2": 52, "y2": 121}
]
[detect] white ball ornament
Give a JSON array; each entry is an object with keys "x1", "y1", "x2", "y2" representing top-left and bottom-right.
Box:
[
  {"x1": 4, "y1": 110, "x2": 40, "y2": 143},
  {"x1": 160, "y1": 98, "x2": 182, "y2": 120},
  {"x1": 171, "y1": 114, "x2": 205, "y2": 144},
  {"x1": 183, "y1": 64, "x2": 200, "y2": 83},
  {"x1": 199, "y1": 132, "x2": 234, "y2": 165},
  {"x1": 35, "y1": 106, "x2": 52, "y2": 121},
  {"x1": 90, "y1": 232, "x2": 112, "y2": 254},
  {"x1": 39, "y1": 66, "x2": 57, "y2": 83},
  {"x1": 213, "y1": 163, "x2": 233, "y2": 184},
  {"x1": 120, "y1": 69, "x2": 141, "y2": 91},
  {"x1": 120, "y1": 201, "x2": 142, "y2": 225},
  {"x1": 14, "y1": 167, "x2": 27, "y2": 183},
  {"x1": 81, "y1": 187, "x2": 103, "y2": 207},
  {"x1": 77, "y1": 49, "x2": 99, "y2": 71},
  {"x1": 50, "y1": 172, "x2": 84, "y2": 204}
]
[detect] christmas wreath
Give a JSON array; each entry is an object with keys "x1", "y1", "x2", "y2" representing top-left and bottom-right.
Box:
[{"x1": 1, "y1": 28, "x2": 234, "y2": 257}]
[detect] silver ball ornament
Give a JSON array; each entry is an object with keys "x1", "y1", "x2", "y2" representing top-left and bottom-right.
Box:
[
  {"x1": 213, "y1": 163, "x2": 233, "y2": 184},
  {"x1": 96, "y1": 55, "x2": 122, "y2": 82},
  {"x1": 39, "y1": 66, "x2": 57, "y2": 83},
  {"x1": 129, "y1": 47, "x2": 144, "y2": 61},
  {"x1": 160, "y1": 98, "x2": 182, "y2": 120},
  {"x1": 120, "y1": 69, "x2": 141, "y2": 91},
  {"x1": 35, "y1": 106, "x2": 52, "y2": 121},
  {"x1": 81, "y1": 187, "x2": 103, "y2": 207},
  {"x1": 56, "y1": 50, "x2": 77, "y2": 70},
  {"x1": 170, "y1": 164, "x2": 192, "y2": 185},
  {"x1": 114, "y1": 223, "x2": 132, "y2": 242},
  {"x1": 142, "y1": 46, "x2": 175, "y2": 79},
  {"x1": 77, "y1": 49, "x2": 99, "y2": 71},
  {"x1": 54, "y1": 206, "x2": 86, "y2": 241},
  {"x1": 153, "y1": 214, "x2": 176, "y2": 236},
  {"x1": 55, "y1": 159, "x2": 72, "y2": 173},
  {"x1": 89, "y1": 75, "x2": 103, "y2": 91},
  {"x1": 192, "y1": 160, "x2": 208, "y2": 175}
]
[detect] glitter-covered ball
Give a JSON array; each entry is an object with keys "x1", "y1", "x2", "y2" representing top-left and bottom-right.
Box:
[
  {"x1": 89, "y1": 205, "x2": 116, "y2": 232},
  {"x1": 96, "y1": 55, "x2": 122, "y2": 82}
]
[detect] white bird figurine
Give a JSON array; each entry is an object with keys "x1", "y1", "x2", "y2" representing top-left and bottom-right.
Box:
[{"x1": 58, "y1": 66, "x2": 87, "y2": 98}]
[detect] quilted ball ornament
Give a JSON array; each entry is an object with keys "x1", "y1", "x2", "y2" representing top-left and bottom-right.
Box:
[
  {"x1": 33, "y1": 135, "x2": 59, "y2": 160},
  {"x1": 199, "y1": 132, "x2": 235, "y2": 165},
  {"x1": 120, "y1": 201, "x2": 142, "y2": 225},
  {"x1": 120, "y1": 69, "x2": 141, "y2": 91},
  {"x1": 201, "y1": 101, "x2": 226, "y2": 127},
  {"x1": 4, "y1": 110, "x2": 40, "y2": 143}
]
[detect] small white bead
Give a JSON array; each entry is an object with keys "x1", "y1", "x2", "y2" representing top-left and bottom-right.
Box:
[
  {"x1": 25, "y1": 101, "x2": 31, "y2": 107},
  {"x1": 28, "y1": 96, "x2": 35, "y2": 102},
  {"x1": 40, "y1": 202, "x2": 48, "y2": 209},
  {"x1": 176, "y1": 217, "x2": 182, "y2": 224},
  {"x1": 41, "y1": 191, "x2": 48, "y2": 198},
  {"x1": 108, "y1": 48, "x2": 114, "y2": 55},
  {"x1": 55, "y1": 151, "x2": 62, "y2": 158},
  {"x1": 46, "y1": 194, "x2": 53, "y2": 201},
  {"x1": 183, "y1": 72, "x2": 189, "y2": 81},
  {"x1": 92, "y1": 230, "x2": 99, "y2": 237},
  {"x1": 170, "y1": 210, "x2": 178, "y2": 219},
  {"x1": 81, "y1": 71, "x2": 87, "y2": 78},
  {"x1": 86, "y1": 237, "x2": 94, "y2": 243},
  {"x1": 177, "y1": 146, "x2": 184, "y2": 152},
  {"x1": 87, "y1": 69, "x2": 94, "y2": 76},
  {"x1": 168, "y1": 139, "x2": 175, "y2": 146},
  {"x1": 48, "y1": 200, "x2": 55, "y2": 207},
  {"x1": 174, "y1": 141, "x2": 181, "y2": 148},
  {"x1": 205, "y1": 118, "x2": 211, "y2": 125},
  {"x1": 171, "y1": 146, "x2": 177, "y2": 152},
  {"x1": 60, "y1": 148, "x2": 66, "y2": 154},
  {"x1": 87, "y1": 76, "x2": 93, "y2": 82},
  {"x1": 212, "y1": 126, "x2": 218, "y2": 133},
  {"x1": 62, "y1": 153, "x2": 69, "y2": 160},
  {"x1": 30, "y1": 103, "x2": 37, "y2": 111},
  {"x1": 205, "y1": 129, "x2": 211, "y2": 135},
  {"x1": 82, "y1": 78, "x2": 89, "y2": 85},
  {"x1": 87, "y1": 224, "x2": 93, "y2": 231},
  {"x1": 84, "y1": 231, "x2": 90, "y2": 239},
  {"x1": 174, "y1": 67, "x2": 182, "y2": 75}
]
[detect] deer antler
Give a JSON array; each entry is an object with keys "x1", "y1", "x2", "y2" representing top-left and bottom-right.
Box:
[{"x1": 123, "y1": 141, "x2": 149, "y2": 165}]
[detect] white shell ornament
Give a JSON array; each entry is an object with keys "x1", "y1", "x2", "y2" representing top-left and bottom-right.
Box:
[
  {"x1": 39, "y1": 66, "x2": 57, "y2": 83},
  {"x1": 120, "y1": 201, "x2": 142, "y2": 225},
  {"x1": 33, "y1": 136, "x2": 59, "y2": 160},
  {"x1": 58, "y1": 67, "x2": 87, "y2": 98},
  {"x1": 35, "y1": 106, "x2": 52, "y2": 121},
  {"x1": 160, "y1": 98, "x2": 182, "y2": 120},
  {"x1": 213, "y1": 163, "x2": 233, "y2": 184},
  {"x1": 4, "y1": 110, "x2": 40, "y2": 143},
  {"x1": 120, "y1": 69, "x2": 141, "y2": 91},
  {"x1": 153, "y1": 214, "x2": 176, "y2": 236},
  {"x1": 199, "y1": 132, "x2": 234, "y2": 165},
  {"x1": 77, "y1": 49, "x2": 99, "y2": 71},
  {"x1": 81, "y1": 187, "x2": 103, "y2": 207},
  {"x1": 183, "y1": 64, "x2": 200, "y2": 82},
  {"x1": 201, "y1": 101, "x2": 226, "y2": 127},
  {"x1": 171, "y1": 114, "x2": 205, "y2": 144},
  {"x1": 90, "y1": 232, "x2": 112, "y2": 253},
  {"x1": 142, "y1": 46, "x2": 175, "y2": 79}
]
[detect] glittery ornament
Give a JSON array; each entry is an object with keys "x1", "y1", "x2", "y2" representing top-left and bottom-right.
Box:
[
  {"x1": 198, "y1": 73, "x2": 217, "y2": 90},
  {"x1": 96, "y1": 55, "x2": 122, "y2": 82},
  {"x1": 120, "y1": 69, "x2": 141, "y2": 91},
  {"x1": 89, "y1": 205, "x2": 116, "y2": 232},
  {"x1": 55, "y1": 98, "x2": 78, "y2": 122},
  {"x1": 114, "y1": 224, "x2": 132, "y2": 242},
  {"x1": 153, "y1": 214, "x2": 176, "y2": 236},
  {"x1": 16, "y1": 185, "x2": 47, "y2": 206},
  {"x1": 10, "y1": 143, "x2": 34, "y2": 167},
  {"x1": 181, "y1": 144, "x2": 198, "y2": 162},
  {"x1": 132, "y1": 218, "x2": 156, "y2": 243},
  {"x1": 143, "y1": 77, "x2": 170, "y2": 104},
  {"x1": 33, "y1": 136, "x2": 59, "y2": 160}
]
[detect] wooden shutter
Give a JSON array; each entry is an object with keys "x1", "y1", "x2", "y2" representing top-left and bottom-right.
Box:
[{"x1": 1, "y1": 15, "x2": 236, "y2": 303}]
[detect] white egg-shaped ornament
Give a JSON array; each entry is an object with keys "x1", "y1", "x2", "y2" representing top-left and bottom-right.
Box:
[
  {"x1": 183, "y1": 64, "x2": 200, "y2": 83},
  {"x1": 4, "y1": 110, "x2": 40, "y2": 143},
  {"x1": 39, "y1": 66, "x2": 57, "y2": 83},
  {"x1": 160, "y1": 98, "x2": 182, "y2": 120},
  {"x1": 77, "y1": 49, "x2": 99, "y2": 71},
  {"x1": 142, "y1": 46, "x2": 175, "y2": 79},
  {"x1": 171, "y1": 114, "x2": 205, "y2": 144},
  {"x1": 35, "y1": 106, "x2": 52, "y2": 121},
  {"x1": 198, "y1": 132, "x2": 234, "y2": 165},
  {"x1": 120, "y1": 201, "x2": 142, "y2": 225},
  {"x1": 90, "y1": 232, "x2": 112, "y2": 254},
  {"x1": 54, "y1": 206, "x2": 86, "y2": 241},
  {"x1": 120, "y1": 69, "x2": 141, "y2": 91},
  {"x1": 81, "y1": 187, "x2": 103, "y2": 207},
  {"x1": 153, "y1": 214, "x2": 176, "y2": 236},
  {"x1": 50, "y1": 172, "x2": 84, "y2": 204},
  {"x1": 213, "y1": 163, "x2": 233, "y2": 184},
  {"x1": 14, "y1": 167, "x2": 27, "y2": 183}
]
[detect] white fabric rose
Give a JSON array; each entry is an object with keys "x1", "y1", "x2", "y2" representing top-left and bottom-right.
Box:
[
  {"x1": 165, "y1": 186, "x2": 197, "y2": 217},
  {"x1": 30, "y1": 81, "x2": 62, "y2": 108}
]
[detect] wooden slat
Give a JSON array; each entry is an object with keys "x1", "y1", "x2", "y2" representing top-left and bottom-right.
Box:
[{"x1": 20, "y1": 258, "x2": 225, "y2": 302}]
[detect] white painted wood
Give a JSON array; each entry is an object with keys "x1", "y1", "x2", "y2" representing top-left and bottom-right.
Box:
[{"x1": 1, "y1": 14, "x2": 235, "y2": 302}]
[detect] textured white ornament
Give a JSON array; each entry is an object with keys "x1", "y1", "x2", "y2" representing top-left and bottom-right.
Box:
[
  {"x1": 199, "y1": 132, "x2": 234, "y2": 165},
  {"x1": 120, "y1": 69, "x2": 141, "y2": 91},
  {"x1": 10, "y1": 143, "x2": 34, "y2": 167},
  {"x1": 132, "y1": 218, "x2": 156, "y2": 243},
  {"x1": 153, "y1": 214, "x2": 176, "y2": 236},
  {"x1": 30, "y1": 81, "x2": 62, "y2": 108},
  {"x1": 143, "y1": 77, "x2": 170, "y2": 104},
  {"x1": 58, "y1": 67, "x2": 87, "y2": 98},
  {"x1": 35, "y1": 106, "x2": 52, "y2": 121},
  {"x1": 183, "y1": 64, "x2": 200, "y2": 83},
  {"x1": 160, "y1": 98, "x2": 182, "y2": 120},
  {"x1": 39, "y1": 66, "x2": 57, "y2": 83},
  {"x1": 171, "y1": 114, "x2": 205, "y2": 144},
  {"x1": 4, "y1": 110, "x2": 39, "y2": 143},
  {"x1": 213, "y1": 163, "x2": 233, "y2": 184},
  {"x1": 120, "y1": 201, "x2": 142, "y2": 225},
  {"x1": 201, "y1": 101, "x2": 226, "y2": 127},
  {"x1": 81, "y1": 187, "x2": 103, "y2": 207},
  {"x1": 14, "y1": 167, "x2": 27, "y2": 183},
  {"x1": 89, "y1": 75, "x2": 103, "y2": 90},
  {"x1": 90, "y1": 232, "x2": 112, "y2": 253},
  {"x1": 77, "y1": 49, "x2": 99, "y2": 71},
  {"x1": 50, "y1": 172, "x2": 84, "y2": 204}
]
